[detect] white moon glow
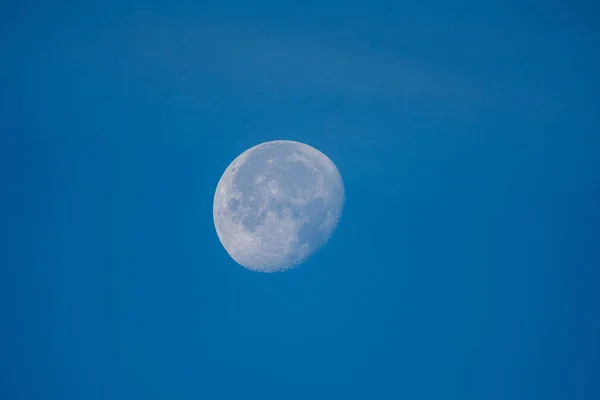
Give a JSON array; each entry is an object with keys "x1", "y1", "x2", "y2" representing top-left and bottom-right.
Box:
[{"x1": 213, "y1": 140, "x2": 345, "y2": 272}]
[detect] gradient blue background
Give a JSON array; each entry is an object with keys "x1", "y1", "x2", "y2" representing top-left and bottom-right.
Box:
[{"x1": 1, "y1": 1, "x2": 599, "y2": 399}]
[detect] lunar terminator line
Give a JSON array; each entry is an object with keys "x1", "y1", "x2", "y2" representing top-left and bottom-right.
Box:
[{"x1": 213, "y1": 140, "x2": 345, "y2": 272}]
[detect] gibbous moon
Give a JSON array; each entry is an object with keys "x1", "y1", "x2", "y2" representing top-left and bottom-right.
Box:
[{"x1": 213, "y1": 140, "x2": 345, "y2": 272}]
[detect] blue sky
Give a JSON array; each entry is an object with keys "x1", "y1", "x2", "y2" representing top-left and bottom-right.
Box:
[{"x1": 1, "y1": 1, "x2": 599, "y2": 399}]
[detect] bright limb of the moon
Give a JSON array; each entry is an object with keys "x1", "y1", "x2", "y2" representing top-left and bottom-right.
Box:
[{"x1": 213, "y1": 140, "x2": 345, "y2": 272}]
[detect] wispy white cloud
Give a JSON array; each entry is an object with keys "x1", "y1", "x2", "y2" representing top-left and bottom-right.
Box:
[
  {"x1": 118, "y1": 12, "x2": 560, "y2": 118},
  {"x1": 15, "y1": 9, "x2": 562, "y2": 119}
]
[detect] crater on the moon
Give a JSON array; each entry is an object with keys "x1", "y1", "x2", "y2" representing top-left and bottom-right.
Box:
[{"x1": 213, "y1": 140, "x2": 344, "y2": 272}]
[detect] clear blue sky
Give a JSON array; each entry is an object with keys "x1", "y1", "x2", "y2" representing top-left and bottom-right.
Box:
[{"x1": 1, "y1": 1, "x2": 599, "y2": 399}]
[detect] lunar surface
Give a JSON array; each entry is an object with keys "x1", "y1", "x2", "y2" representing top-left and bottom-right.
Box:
[{"x1": 213, "y1": 140, "x2": 345, "y2": 272}]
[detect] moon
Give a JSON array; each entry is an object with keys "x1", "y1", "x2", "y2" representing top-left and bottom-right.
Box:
[{"x1": 213, "y1": 140, "x2": 345, "y2": 272}]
